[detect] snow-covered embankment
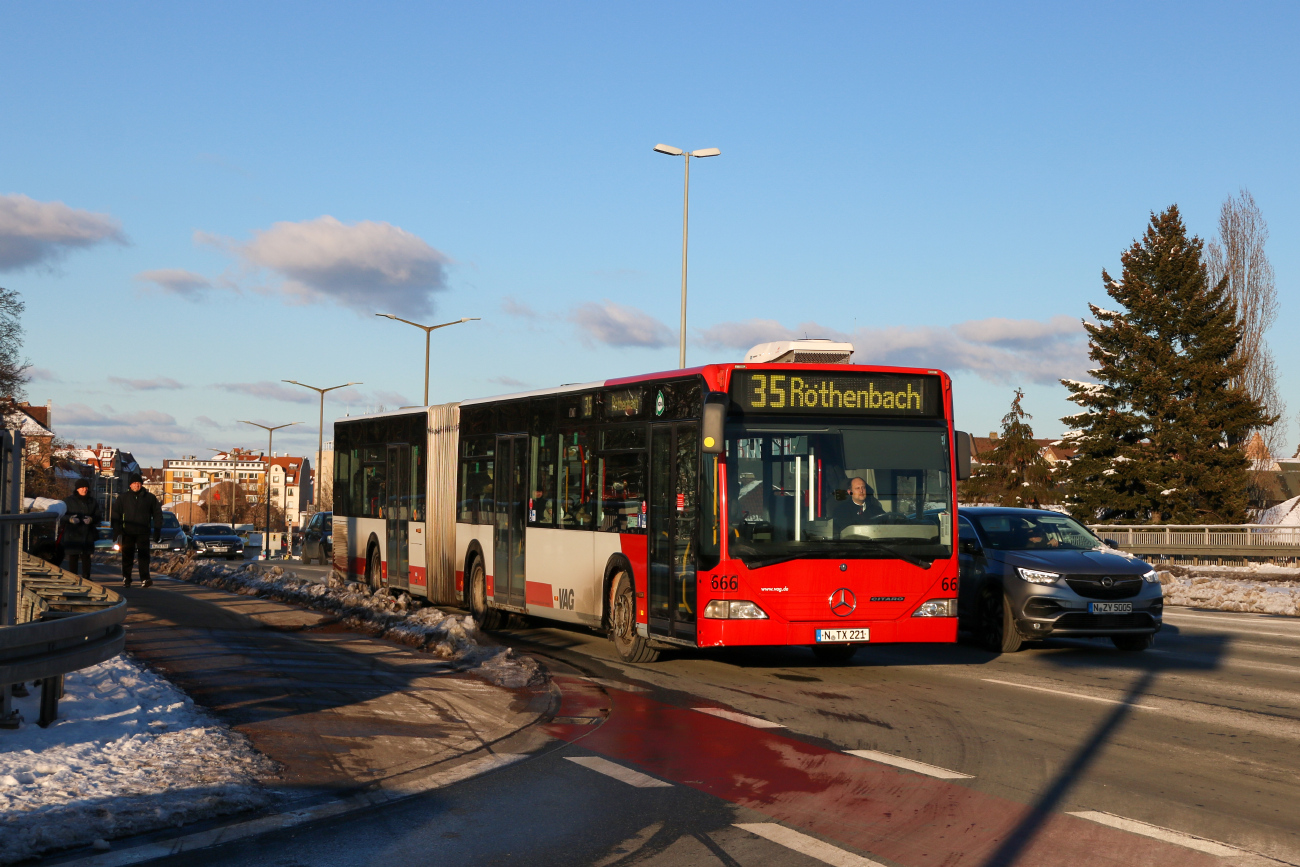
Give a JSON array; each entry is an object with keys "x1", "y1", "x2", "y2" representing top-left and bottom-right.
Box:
[
  {"x1": 1159, "y1": 567, "x2": 1300, "y2": 617},
  {"x1": 159, "y1": 554, "x2": 544, "y2": 689}
]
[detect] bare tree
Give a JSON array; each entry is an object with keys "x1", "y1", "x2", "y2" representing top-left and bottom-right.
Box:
[
  {"x1": 0, "y1": 287, "x2": 28, "y2": 399},
  {"x1": 1206, "y1": 189, "x2": 1285, "y2": 456}
]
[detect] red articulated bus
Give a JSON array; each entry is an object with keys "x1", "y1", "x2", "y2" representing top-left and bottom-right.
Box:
[{"x1": 332, "y1": 340, "x2": 973, "y2": 663}]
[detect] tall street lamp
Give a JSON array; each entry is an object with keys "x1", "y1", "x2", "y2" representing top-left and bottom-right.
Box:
[
  {"x1": 282, "y1": 380, "x2": 361, "y2": 510},
  {"x1": 654, "y1": 143, "x2": 721, "y2": 368},
  {"x1": 374, "y1": 315, "x2": 480, "y2": 406},
  {"x1": 239, "y1": 420, "x2": 301, "y2": 558}
]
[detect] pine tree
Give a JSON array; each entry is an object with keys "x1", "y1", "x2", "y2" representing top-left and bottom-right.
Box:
[
  {"x1": 962, "y1": 389, "x2": 1056, "y2": 507},
  {"x1": 1061, "y1": 205, "x2": 1274, "y2": 524}
]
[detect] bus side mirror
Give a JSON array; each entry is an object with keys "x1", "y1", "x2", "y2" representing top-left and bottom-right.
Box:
[
  {"x1": 702, "y1": 393, "x2": 726, "y2": 455},
  {"x1": 955, "y1": 431, "x2": 972, "y2": 480}
]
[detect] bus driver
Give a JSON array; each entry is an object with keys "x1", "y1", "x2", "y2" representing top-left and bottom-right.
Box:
[{"x1": 834, "y1": 477, "x2": 885, "y2": 537}]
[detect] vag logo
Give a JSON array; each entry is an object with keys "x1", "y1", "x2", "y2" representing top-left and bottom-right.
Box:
[{"x1": 557, "y1": 588, "x2": 575, "y2": 610}]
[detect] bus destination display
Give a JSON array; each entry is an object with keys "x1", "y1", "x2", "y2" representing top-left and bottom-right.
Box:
[{"x1": 730, "y1": 371, "x2": 939, "y2": 417}]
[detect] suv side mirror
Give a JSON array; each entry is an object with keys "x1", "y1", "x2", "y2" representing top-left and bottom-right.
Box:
[
  {"x1": 960, "y1": 539, "x2": 982, "y2": 556},
  {"x1": 954, "y1": 431, "x2": 972, "y2": 481},
  {"x1": 1103, "y1": 538, "x2": 1119, "y2": 549},
  {"x1": 702, "y1": 392, "x2": 727, "y2": 455}
]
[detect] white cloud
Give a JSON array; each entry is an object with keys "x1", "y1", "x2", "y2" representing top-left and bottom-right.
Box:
[
  {"x1": 54, "y1": 402, "x2": 195, "y2": 461},
  {"x1": 501, "y1": 297, "x2": 537, "y2": 318},
  {"x1": 109, "y1": 376, "x2": 184, "y2": 391},
  {"x1": 213, "y1": 216, "x2": 450, "y2": 317},
  {"x1": 488, "y1": 376, "x2": 531, "y2": 389},
  {"x1": 213, "y1": 381, "x2": 317, "y2": 404},
  {"x1": 0, "y1": 193, "x2": 126, "y2": 271},
  {"x1": 27, "y1": 367, "x2": 59, "y2": 382},
  {"x1": 135, "y1": 268, "x2": 214, "y2": 300},
  {"x1": 570, "y1": 300, "x2": 675, "y2": 348},
  {"x1": 694, "y1": 315, "x2": 1088, "y2": 385}
]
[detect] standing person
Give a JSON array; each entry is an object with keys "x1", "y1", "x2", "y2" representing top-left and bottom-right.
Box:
[
  {"x1": 61, "y1": 478, "x2": 101, "y2": 580},
  {"x1": 112, "y1": 472, "x2": 163, "y2": 587}
]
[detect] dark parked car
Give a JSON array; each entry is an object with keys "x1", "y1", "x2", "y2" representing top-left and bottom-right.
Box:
[
  {"x1": 957, "y1": 507, "x2": 1163, "y2": 652},
  {"x1": 301, "y1": 511, "x2": 332, "y2": 565},
  {"x1": 188, "y1": 523, "x2": 246, "y2": 560},
  {"x1": 152, "y1": 511, "x2": 189, "y2": 553}
]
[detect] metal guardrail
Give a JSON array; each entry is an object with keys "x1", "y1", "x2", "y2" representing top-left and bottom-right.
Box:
[
  {"x1": 2, "y1": 429, "x2": 127, "y2": 729},
  {"x1": 1088, "y1": 524, "x2": 1300, "y2": 559}
]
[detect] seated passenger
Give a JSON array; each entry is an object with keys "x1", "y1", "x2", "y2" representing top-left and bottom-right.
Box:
[{"x1": 834, "y1": 477, "x2": 885, "y2": 537}]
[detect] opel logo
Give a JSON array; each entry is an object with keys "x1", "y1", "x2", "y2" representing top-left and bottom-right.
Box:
[
  {"x1": 829, "y1": 588, "x2": 856, "y2": 617},
  {"x1": 1100, "y1": 576, "x2": 1114, "y2": 588}
]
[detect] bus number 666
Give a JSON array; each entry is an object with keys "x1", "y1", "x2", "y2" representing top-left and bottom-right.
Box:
[{"x1": 710, "y1": 575, "x2": 739, "y2": 591}]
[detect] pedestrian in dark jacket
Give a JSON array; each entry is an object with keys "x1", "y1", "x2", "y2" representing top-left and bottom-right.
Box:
[
  {"x1": 61, "y1": 479, "x2": 101, "y2": 580},
  {"x1": 111, "y1": 472, "x2": 163, "y2": 587}
]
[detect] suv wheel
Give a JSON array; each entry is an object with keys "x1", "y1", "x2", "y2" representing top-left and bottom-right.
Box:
[{"x1": 981, "y1": 588, "x2": 1023, "y2": 653}]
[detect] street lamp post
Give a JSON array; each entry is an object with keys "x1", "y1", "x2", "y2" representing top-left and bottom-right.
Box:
[
  {"x1": 374, "y1": 315, "x2": 480, "y2": 406},
  {"x1": 282, "y1": 380, "x2": 361, "y2": 511},
  {"x1": 654, "y1": 143, "x2": 721, "y2": 369},
  {"x1": 238, "y1": 420, "x2": 301, "y2": 559}
]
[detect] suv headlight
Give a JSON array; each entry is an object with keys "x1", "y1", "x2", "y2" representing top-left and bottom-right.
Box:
[
  {"x1": 1142, "y1": 569, "x2": 1159, "y2": 583},
  {"x1": 703, "y1": 600, "x2": 768, "y2": 619},
  {"x1": 1017, "y1": 567, "x2": 1061, "y2": 585}
]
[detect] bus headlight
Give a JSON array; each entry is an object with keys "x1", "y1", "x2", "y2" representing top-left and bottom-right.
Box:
[
  {"x1": 912, "y1": 598, "x2": 958, "y2": 617},
  {"x1": 703, "y1": 600, "x2": 769, "y2": 619}
]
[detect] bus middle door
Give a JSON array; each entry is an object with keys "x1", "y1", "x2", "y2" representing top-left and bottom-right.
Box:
[
  {"x1": 648, "y1": 422, "x2": 698, "y2": 642},
  {"x1": 385, "y1": 443, "x2": 410, "y2": 591}
]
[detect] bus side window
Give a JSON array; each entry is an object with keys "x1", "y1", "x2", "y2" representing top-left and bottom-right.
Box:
[
  {"x1": 599, "y1": 451, "x2": 646, "y2": 534},
  {"x1": 558, "y1": 429, "x2": 594, "y2": 530}
]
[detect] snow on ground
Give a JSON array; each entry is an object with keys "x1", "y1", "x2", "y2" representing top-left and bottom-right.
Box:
[
  {"x1": 159, "y1": 554, "x2": 545, "y2": 689},
  {"x1": 1159, "y1": 570, "x2": 1300, "y2": 617},
  {"x1": 0, "y1": 654, "x2": 276, "y2": 865}
]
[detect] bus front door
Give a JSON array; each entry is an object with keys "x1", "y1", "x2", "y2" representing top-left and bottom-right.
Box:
[
  {"x1": 385, "y1": 443, "x2": 410, "y2": 590},
  {"x1": 648, "y1": 422, "x2": 698, "y2": 642},
  {"x1": 493, "y1": 434, "x2": 527, "y2": 608}
]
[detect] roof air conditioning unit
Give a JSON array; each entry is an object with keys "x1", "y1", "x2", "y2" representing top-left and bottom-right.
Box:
[{"x1": 743, "y1": 338, "x2": 855, "y2": 365}]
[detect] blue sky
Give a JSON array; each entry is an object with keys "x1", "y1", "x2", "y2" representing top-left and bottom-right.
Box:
[{"x1": 3, "y1": 2, "x2": 1298, "y2": 466}]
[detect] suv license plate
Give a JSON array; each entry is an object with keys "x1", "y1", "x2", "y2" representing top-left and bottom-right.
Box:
[
  {"x1": 816, "y1": 628, "x2": 869, "y2": 643},
  {"x1": 1089, "y1": 602, "x2": 1133, "y2": 614}
]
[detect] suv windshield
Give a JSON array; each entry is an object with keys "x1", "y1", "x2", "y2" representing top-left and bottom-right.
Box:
[
  {"x1": 195, "y1": 524, "x2": 237, "y2": 536},
  {"x1": 726, "y1": 420, "x2": 952, "y2": 567},
  {"x1": 971, "y1": 512, "x2": 1099, "y2": 551}
]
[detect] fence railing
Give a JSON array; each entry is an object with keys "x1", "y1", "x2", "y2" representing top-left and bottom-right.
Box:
[
  {"x1": 1088, "y1": 524, "x2": 1300, "y2": 558},
  {"x1": 2, "y1": 429, "x2": 126, "y2": 729}
]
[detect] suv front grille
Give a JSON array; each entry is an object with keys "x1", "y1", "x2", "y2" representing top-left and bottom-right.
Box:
[
  {"x1": 1064, "y1": 575, "x2": 1143, "y2": 599},
  {"x1": 1054, "y1": 612, "x2": 1155, "y2": 630}
]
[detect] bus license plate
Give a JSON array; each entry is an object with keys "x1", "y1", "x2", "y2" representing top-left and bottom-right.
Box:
[
  {"x1": 816, "y1": 628, "x2": 869, "y2": 643},
  {"x1": 1089, "y1": 602, "x2": 1132, "y2": 614}
]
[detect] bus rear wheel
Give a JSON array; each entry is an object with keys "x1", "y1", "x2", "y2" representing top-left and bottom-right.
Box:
[
  {"x1": 609, "y1": 571, "x2": 659, "y2": 663},
  {"x1": 366, "y1": 545, "x2": 383, "y2": 591},
  {"x1": 469, "y1": 558, "x2": 502, "y2": 629}
]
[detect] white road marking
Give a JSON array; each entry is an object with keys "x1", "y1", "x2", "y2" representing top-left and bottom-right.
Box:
[
  {"x1": 694, "y1": 707, "x2": 785, "y2": 728},
  {"x1": 58, "y1": 752, "x2": 525, "y2": 867},
  {"x1": 735, "y1": 823, "x2": 887, "y2": 867},
  {"x1": 844, "y1": 749, "x2": 972, "y2": 779},
  {"x1": 1068, "y1": 811, "x2": 1240, "y2": 856},
  {"x1": 982, "y1": 679, "x2": 1156, "y2": 709},
  {"x1": 565, "y1": 756, "x2": 672, "y2": 788}
]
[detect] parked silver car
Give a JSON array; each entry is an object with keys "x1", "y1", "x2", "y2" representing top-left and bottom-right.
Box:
[{"x1": 957, "y1": 507, "x2": 1163, "y2": 652}]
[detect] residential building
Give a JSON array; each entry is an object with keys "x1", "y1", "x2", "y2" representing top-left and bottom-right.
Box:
[{"x1": 162, "y1": 449, "x2": 312, "y2": 530}]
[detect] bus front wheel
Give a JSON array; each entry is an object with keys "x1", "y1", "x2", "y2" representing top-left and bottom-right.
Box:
[
  {"x1": 609, "y1": 572, "x2": 659, "y2": 663},
  {"x1": 366, "y1": 545, "x2": 383, "y2": 591},
  {"x1": 469, "y1": 558, "x2": 502, "y2": 629}
]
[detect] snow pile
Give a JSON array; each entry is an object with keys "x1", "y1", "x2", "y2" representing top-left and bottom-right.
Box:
[
  {"x1": 0, "y1": 655, "x2": 275, "y2": 865},
  {"x1": 159, "y1": 555, "x2": 544, "y2": 689},
  {"x1": 1159, "y1": 571, "x2": 1300, "y2": 617}
]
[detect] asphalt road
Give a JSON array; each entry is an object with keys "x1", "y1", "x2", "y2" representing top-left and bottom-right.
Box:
[{"x1": 132, "y1": 565, "x2": 1300, "y2": 867}]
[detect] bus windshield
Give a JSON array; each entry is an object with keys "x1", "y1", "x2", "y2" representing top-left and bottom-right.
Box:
[{"x1": 725, "y1": 420, "x2": 953, "y2": 567}]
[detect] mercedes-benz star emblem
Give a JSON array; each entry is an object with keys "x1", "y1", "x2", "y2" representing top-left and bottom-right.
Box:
[
  {"x1": 1100, "y1": 576, "x2": 1115, "y2": 588},
  {"x1": 829, "y1": 588, "x2": 856, "y2": 617}
]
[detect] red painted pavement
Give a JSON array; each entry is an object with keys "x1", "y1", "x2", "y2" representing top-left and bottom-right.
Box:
[{"x1": 545, "y1": 676, "x2": 1217, "y2": 867}]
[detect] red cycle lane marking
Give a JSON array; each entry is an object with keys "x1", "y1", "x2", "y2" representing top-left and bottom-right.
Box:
[{"x1": 547, "y1": 685, "x2": 1219, "y2": 867}]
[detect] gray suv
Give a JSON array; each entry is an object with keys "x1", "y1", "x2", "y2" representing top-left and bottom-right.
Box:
[{"x1": 957, "y1": 507, "x2": 1163, "y2": 652}]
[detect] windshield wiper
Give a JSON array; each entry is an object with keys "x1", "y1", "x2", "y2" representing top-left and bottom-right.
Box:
[
  {"x1": 733, "y1": 551, "x2": 804, "y2": 569},
  {"x1": 820, "y1": 540, "x2": 934, "y2": 570}
]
